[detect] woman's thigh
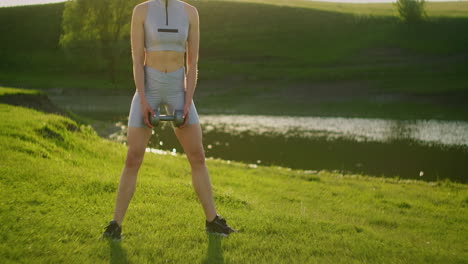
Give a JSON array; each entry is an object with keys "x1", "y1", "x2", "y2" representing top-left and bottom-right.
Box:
[
  {"x1": 173, "y1": 123, "x2": 205, "y2": 162},
  {"x1": 125, "y1": 126, "x2": 153, "y2": 166}
]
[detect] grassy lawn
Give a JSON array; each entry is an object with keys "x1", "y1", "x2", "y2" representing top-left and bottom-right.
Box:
[
  {"x1": 1, "y1": 88, "x2": 467, "y2": 263},
  {"x1": 213, "y1": 0, "x2": 468, "y2": 17},
  {"x1": 0, "y1": 1, "x2": 467, "y2": 120}
]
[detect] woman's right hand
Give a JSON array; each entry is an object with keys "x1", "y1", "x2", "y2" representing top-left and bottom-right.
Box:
[{"x1": 141, "y1": 101, "x2": 155, "y2": 129}]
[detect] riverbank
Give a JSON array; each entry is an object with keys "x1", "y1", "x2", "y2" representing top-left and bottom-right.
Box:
[
  {"x1": 1, "y1": 88, "x2": 467, "y2": 263},
  {"x1": 1, "y1": 1, "x2": 468, "y2": 120}
]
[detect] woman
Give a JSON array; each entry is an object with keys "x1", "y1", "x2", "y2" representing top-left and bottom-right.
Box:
[{"x1": 102, "y1": 0, "x2": 237, "y2": 240}]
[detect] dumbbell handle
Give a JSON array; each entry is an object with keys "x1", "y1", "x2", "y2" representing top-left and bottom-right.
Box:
[
  {"x1": 150, "y1": 109, "x2": 184, "y2": 127},
  {"x1": 158, "y1": 114, "x2": 176, "y2": 121}
]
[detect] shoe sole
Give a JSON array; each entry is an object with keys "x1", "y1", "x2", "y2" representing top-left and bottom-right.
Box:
[
  {"x1": 100, "y1": 234, "x2": 122, "y2": 241},
  {"x1": 206, "y1": 230, "x2": 229, "y2": 237}
]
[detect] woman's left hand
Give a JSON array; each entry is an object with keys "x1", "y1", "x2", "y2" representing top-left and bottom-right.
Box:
[{"x1": 179, "y1": 102, "x2": 191, "y2": 128}]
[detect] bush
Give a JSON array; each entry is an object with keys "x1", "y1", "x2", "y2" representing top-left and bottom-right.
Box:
[
  {"x1": 395, "y1": 0, "x2": 427, "y2": 23},
  {"x1": 60, "y1": 0, "x2": 140, "y2": 83}
]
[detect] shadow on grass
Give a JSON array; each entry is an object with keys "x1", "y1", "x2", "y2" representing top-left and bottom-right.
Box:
[
  {"x1": 108, "y1": 240, "x2": 128, "y2": 264},
  {"x1": 202, "y1": 233, "x2": 224, "y2": 264}
]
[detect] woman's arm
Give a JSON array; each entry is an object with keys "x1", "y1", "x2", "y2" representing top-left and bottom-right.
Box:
[
  {"x1": 182, "y1": 5, "x2": 200, "y2": 123},
  {"x1": 131, "y1": 3, "x2": 154, "y2": 128}
]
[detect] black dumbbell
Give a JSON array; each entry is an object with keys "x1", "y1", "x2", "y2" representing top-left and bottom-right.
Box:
[{"x1": 149, "y1": 110, "x2": 184, "y2": 127}]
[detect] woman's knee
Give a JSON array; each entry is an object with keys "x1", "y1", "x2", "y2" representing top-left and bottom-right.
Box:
[
  {"x1": 125, "y1": 148, "x2": 145, "y2": 169},
  {"x1": 125, "y1": 127, "x2": 151, "y2": 169},
  {"x1": 187, "y1": 149, "x2": 206, "y2": 167}
]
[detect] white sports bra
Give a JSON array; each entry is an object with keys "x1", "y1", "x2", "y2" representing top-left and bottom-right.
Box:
[{"x1": 144, "y1": 0, "x2": 189, "y2": 52}]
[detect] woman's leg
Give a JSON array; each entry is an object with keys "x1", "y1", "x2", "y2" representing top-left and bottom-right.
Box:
[
  {"x1": 174, "y1": 123, "x2": 217, "y2": 222},
  {"x1": 113, "y1": 126, "x2": 153, "y2": 225}
]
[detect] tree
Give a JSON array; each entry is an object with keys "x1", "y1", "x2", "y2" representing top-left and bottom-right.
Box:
[
  {"x1": 59, "y1": 0, "x2": 140, "y2": 83},
  {"x1": 395, "y1": 0, "x2": 427, "y2": 24}
]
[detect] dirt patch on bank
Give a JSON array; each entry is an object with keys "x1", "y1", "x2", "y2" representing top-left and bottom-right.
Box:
[{"x1": 0, "y1": 93, "x2": 67, "y2": 115}]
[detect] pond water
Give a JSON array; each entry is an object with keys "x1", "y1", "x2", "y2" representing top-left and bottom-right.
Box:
[
  {"x1": 111, "y1": 115, "x2": 467, "y2": 183},
  {"x1": 49, "y1": 95, "x2": 468, "y2": 183}
]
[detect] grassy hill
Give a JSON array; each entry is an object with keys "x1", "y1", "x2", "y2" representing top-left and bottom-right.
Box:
[
  {"x1": 1, "y1": 87, "x2": 467, "y2": 263},
  {"x1": 0, "y1": 0, "x2": 467, "y2": 120}
]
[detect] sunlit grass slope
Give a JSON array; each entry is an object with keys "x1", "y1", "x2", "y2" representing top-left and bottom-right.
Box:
[
  {"x1": 215, "y1": 0, "x2": 468, "y2": 17},
  {"x1": 0, "y1": 1, "x2": 467, "y2": 90},
  {"x1": 1, "y1": 87, "x2": 467, "y2": 263}
]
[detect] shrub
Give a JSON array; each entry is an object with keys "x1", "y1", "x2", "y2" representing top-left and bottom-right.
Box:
[
  {"x1": 395, "y1": 0, "x2": 427, "y2": 23},
  {"x1": 60, "y1": 0, "x2": 140, "y2": 83}
]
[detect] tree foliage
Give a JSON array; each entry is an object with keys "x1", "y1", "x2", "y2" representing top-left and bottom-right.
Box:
[
  {"x1": 395, "y1": 0, "x2": 427, "y2": 24},
  {"x1": 59, "y1": 0, "x2": 141, "y2": 82}
]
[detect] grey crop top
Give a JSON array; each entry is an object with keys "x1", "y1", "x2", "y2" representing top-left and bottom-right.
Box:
[{"x1": 144, "y1": 0, "x2": 189, "y2": 52}]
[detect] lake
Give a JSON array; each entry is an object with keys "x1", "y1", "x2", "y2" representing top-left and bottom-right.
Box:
[{"x1": 50, "y1": 94, "x2": 468, "y2": 183}]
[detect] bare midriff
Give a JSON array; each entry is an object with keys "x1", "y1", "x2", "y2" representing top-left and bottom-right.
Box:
[{"x1": 145, "y1": 50, "x2": 185, "y2": 73}]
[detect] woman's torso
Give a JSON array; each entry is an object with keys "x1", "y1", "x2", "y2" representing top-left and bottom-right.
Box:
[{"x1": 142, "y1": 0, "x2": 189, "y2": 73}]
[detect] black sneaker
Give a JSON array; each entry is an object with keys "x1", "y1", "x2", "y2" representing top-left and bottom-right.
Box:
[
  {"x1": 102, "y1": 220, "x2": 122, "y2": 241},
  {"x1": 205, "y1": 214, "x2": 237, "y2": 237}
]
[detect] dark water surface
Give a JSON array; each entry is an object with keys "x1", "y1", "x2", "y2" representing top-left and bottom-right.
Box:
[
  {"x1": 109, "y1": 115, "x2": 468, "y2": 183},
  {"x1": 47, "y1": 95, "x2": 468, "y2": 183}
]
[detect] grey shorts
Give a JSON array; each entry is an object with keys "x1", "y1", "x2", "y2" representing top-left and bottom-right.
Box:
[{"x1": 128, "y1": 65, "x2": 199, "y2": 128}]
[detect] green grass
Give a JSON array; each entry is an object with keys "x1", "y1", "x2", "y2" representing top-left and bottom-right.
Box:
[
  {"x1": 1, "y1": 89, "x2": 467, "y2": 263},
  {"x1": 1, "y1": 1, "x2": 467, "y2": 87},
  {"x1": 215, "y1": 0, "x2": 468, "y2": 17},
  {"x1": 0, "y1": 86, "x2": 41, "y2": 96},
  {"x1": 0, "y1": 1, "x2": 467, "y2": 120}
]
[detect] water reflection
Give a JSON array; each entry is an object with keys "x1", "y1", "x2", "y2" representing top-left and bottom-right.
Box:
[
  {"x1": 109, "y1": 115, "x2": 468, "y2": 183},
  {"x1": 199, "y1": 115, "x2": 468, "y2": 147}
]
